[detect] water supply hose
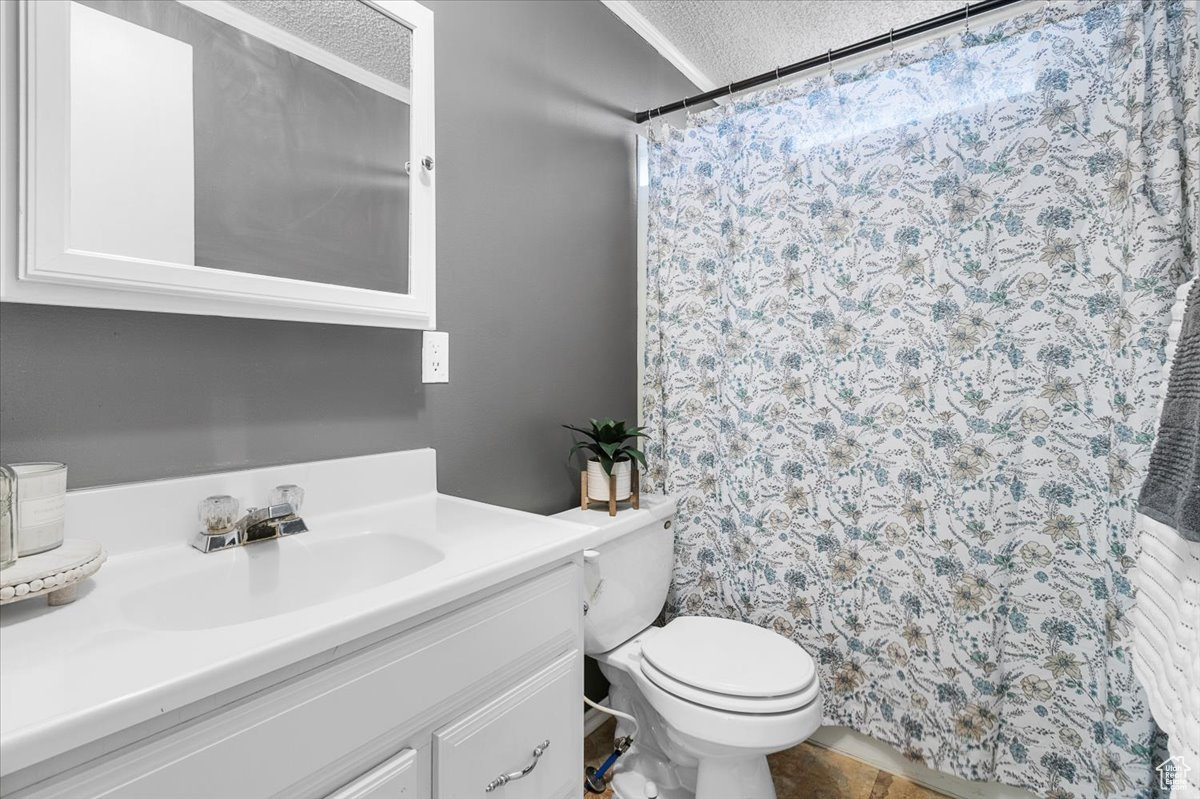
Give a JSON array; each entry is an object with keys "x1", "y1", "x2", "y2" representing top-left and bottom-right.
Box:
[
  {"x1": 583, "y1": 695, "x2": 640, "y2": 740},
  {"x1": 585, "y1": 749, "x2": 622, "y2": 792},
  {"x1": 583, "y1": 696, "x2": 639, "y2": 793}
]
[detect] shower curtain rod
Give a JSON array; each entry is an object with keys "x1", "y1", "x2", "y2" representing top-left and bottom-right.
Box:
[{"x1": 633, "y1": 0, "x2": 1025, "y2": 123}]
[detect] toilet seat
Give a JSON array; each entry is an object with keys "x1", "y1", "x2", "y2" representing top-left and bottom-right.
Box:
[
  {"x1": 638, "y1": 616, "x2": 819, "y2": 714},
  {"x1": 640, "y1": 657, "x2": 821, "y2": 714}
]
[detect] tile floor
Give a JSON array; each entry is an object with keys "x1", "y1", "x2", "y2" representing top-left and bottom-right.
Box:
[{"x1": 584, "y1": 719, "x2": 951, "y2": 799}]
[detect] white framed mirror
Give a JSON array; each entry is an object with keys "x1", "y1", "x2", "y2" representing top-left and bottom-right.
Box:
[{"x1": 2, "y1": 0, "x2": 435, "y2": 329}]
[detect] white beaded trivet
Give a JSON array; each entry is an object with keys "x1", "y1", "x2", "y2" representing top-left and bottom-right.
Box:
[{"x1": 0, "y1": 540, "x2": 105, "y2": 606}]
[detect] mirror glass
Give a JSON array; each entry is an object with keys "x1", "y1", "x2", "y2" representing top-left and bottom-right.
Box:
[{"x1": 66, "y1": 0, "x2": 412, "y2": 294}]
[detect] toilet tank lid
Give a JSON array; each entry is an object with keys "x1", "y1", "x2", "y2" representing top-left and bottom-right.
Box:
[
  {"x1": 551, "y1": 494, "x2": 676, "y2": 530},
  {"x1": 641, "y1": 616, "x2": 816, "y2": 698}
]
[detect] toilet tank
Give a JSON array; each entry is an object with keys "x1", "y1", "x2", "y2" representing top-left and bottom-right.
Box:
[{"x1": 553, "y1": 496, "x2": 676, "y2": 654}]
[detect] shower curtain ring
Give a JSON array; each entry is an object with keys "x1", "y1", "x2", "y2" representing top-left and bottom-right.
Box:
[
  {"x1": 889, "y1": 28, "x2": 895, "y2": 56},
  {"x1": 775, "y1": 66, "x2": 783, "y2": 88},
  {"x1": 964, "y1": 2, "x2": 971, "y2": 33},
  {"x1": 827, "y1": 49, "x2": 833, "y2": 77}
]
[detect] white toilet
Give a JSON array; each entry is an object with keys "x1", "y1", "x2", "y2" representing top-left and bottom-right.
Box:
[{"x1": 555, "y1": 496, "x2": 822, "y2": 799}]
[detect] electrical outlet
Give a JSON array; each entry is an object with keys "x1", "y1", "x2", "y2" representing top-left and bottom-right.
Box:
[{"x1": 422, "y1": 331, "x2": 449, "y2": 383}]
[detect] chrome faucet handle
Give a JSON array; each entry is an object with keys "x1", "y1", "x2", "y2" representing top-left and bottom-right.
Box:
[
  {"x1": 269, "y1": 484, "x2": 304, "y2": 512},
  {"x1": 193, "y1": 495, "x2": 242, "y2": 552},
  {"x1": 199, "y1": 495, "x2": 239, "y2": 534}
]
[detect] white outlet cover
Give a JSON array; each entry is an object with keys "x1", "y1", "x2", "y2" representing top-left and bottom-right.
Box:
[{"x1": 422, "y1": 331, "x2": 449, "y2": 383}]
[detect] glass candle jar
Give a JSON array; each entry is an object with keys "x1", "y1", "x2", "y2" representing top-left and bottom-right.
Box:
[
  {"x1": 0, "y1": 464, "x2": 16, "y2": 570},
  {"x1": 11, "y1": 462, "x2": 67, "y2": 556}
]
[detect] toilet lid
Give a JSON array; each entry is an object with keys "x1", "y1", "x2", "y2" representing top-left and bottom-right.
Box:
[
  {"x1": 640, "y1": 616, "x2": 816, "y2": 698},
  {"x1": 640, "y1": 657, "x2": 821, "y2": 714}
]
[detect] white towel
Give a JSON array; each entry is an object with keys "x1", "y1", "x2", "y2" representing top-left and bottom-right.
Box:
[{"x1": 1133, "y1": 279, "x2": 1200, "y2": 798}]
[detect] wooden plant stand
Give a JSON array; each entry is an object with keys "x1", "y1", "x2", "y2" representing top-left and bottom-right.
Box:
[{"x1": 580, "y1": 466, "x2": 640, "y2": 517}]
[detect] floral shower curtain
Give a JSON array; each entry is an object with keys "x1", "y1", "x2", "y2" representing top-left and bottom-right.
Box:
[{"x1": 642, "y1": 2, "x2": 1198, "y2": 797}]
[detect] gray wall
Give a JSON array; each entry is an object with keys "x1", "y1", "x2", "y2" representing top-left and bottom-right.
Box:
[{"x1": 0, "y1": 0, "x2": 696, "y2": 516}]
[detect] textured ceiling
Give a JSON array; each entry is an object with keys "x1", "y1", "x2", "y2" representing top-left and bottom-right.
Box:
[
  {"x1": 234, "y1": 0, "x2": 410, "y2": 89},
  {"x1": 624, "y1": 0, "x2": 965, "y2": 88}
]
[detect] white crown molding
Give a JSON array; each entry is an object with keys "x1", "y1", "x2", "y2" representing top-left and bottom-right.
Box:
[{"x1": 600, "y1": 0, "x2": 715, "y2": 93}]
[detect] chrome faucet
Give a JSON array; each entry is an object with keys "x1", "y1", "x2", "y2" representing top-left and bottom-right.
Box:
[{"x1": 192, "y1": 485, "x2": 309, "y2": 553}]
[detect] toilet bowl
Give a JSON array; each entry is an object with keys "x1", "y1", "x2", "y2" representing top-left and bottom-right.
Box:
[{"x1": 554, "y1": 497, "x2": 823, "y2": 799}]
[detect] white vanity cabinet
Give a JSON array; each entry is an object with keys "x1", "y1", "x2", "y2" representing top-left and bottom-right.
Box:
[
  {"x1": 5, "y1": 562, "x2": 584, "y2": 799},
  {"x1": 326, "y1": 749, "x2": 420, "y2": 799}
]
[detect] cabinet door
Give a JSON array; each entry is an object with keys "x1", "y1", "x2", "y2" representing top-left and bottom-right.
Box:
[
  {"x1": 325, "y1": 749, "x2": 420, "y2": 799},
  {"x1": 434, "y1": 653, "x2": 582, "y2": 799}
]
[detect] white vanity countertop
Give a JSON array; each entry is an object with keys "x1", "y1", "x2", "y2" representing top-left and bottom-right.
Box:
[{"x1": 0, "y1": 450, "x2": 646, "y2": 776}]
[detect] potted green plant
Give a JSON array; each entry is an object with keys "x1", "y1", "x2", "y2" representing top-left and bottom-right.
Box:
[{"x1": 563, "y1": 418, "x2": 648, "y2": 504}]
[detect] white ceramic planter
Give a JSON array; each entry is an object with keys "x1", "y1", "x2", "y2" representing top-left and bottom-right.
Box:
[{"x1": 587, "y1": 459, "x2": 631, "y2": 502}]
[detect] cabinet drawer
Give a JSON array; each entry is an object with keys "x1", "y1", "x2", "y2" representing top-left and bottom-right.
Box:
[
  {"x1": 325, "y1": 748, "x2": 419, "y2": 799},
  {"x1": 434, "y1": 652, "x2": 581, "y2": 799}
]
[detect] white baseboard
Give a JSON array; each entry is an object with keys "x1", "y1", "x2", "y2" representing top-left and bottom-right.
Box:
[{"x1": 810, "y1": 727, "x2": 1036, "y2": 799}]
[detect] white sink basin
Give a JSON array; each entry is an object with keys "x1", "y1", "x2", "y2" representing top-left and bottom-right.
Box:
[{"x1": 122, "y1": 533, "x2": 444, "y2": 631}]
